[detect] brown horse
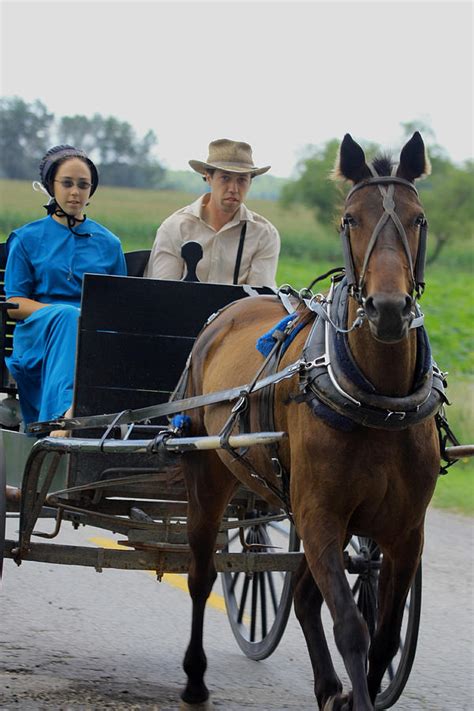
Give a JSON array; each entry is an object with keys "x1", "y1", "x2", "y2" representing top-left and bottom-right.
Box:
[{"x1": 179, "y1": 133, "x2": 441, "y2": 710}]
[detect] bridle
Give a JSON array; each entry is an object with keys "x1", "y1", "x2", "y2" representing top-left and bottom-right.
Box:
[{"x1": 340, "y1": 165, "x2": 428, "y2": 304}]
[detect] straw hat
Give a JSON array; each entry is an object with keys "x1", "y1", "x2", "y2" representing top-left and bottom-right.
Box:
[{"x1": 189, "y1": 139, "x2": 270, "y2": 177}]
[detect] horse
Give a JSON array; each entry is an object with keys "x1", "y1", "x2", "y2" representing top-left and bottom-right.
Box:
[{"x1": 178, "y1": 132, "x2": 442, "y2": 711}]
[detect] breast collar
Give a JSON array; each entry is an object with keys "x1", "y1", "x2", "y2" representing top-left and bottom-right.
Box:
[{"x1": 298, "y1": 279, "x2": 447, "y2": 430}]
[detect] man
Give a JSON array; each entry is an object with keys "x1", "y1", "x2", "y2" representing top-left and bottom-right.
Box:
[{"x1": 144, "y1": 139, "x2": 280, "y2": 287}]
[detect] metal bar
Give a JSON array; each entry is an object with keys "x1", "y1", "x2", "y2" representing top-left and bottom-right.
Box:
[
  {"x1": 4, "y1": 539, "x2": 304, "y2": 573},
  {"x1": 445, "y1": 445, "x2": 474, "y2": 460},
  {"x1": 36, "y1": 431, "x2": 287, "y2": 454}
]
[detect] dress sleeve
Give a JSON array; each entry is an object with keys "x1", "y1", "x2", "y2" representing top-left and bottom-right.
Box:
[
  {"x1": 246, "y1": 224, "x2": 280, "y2": 288},
  {"x1": 144, "y1": 221, "x2": 184, "y2": 280},
  {"x1": 4, "y1": 232, "x2": 35, "y2": 299},
  {"x1": 112, "y1": 246, "x2": 127, "y2": 276}
]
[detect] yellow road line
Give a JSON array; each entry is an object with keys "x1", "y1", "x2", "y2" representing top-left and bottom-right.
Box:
[{"x1": 88, "y1": 535, "x2": 227, "y2": 613}]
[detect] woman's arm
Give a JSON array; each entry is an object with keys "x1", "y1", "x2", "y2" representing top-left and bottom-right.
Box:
[{"x1": 7, "y1": 297, "x2": 50, "y2": 320}]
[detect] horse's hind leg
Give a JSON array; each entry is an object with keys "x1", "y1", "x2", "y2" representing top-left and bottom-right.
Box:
[
  {"x1": 293, "y1": 559, "x2": 343, "y2": 709},
  {"x1": 180, "y1": 451, "x2": 237, "y2": 709},
  {"x1": 366, "y1": 531, "x2": 423, "y2": 703}
]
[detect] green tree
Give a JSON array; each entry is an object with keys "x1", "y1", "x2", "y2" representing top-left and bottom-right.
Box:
[
  {"x1": 400, "y1": 121, "x2": 474, "y2": 263},
  {"x1": 57, "y1": 113, "x2": 102, "y2": 155},
  {"x1": 0, "y1": 96, "x2": 53, "y2": 179},
  {"x1": 420, "y1": 154, "x2": 474, "y2": 263},
  {"x1": 58, "y1": 113, "x2": 166, "y2": 188},
  {"x1": 280, "y1": 139, "x2": 342, "y2": 224}
]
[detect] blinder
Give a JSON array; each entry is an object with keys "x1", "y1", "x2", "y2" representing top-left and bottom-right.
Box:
[{"x1": 340, "y1": 169, "x2": 428, "y2": 302}]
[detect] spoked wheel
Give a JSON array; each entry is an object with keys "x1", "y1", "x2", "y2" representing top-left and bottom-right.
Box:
[
  {"x1": 221, "y1": 512, "x2": 300, "y2": 660},
  {"x1": 0, "y1": 429, "x2": 6, "y2": 582},
  {"x1": 346, "y1": 536, "x2": 422, "y2": 710}
]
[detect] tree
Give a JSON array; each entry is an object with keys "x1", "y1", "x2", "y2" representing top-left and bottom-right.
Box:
[
  {"x1": 0, "y1": 97, "x2": 54, "y2": 179},
  {"x1": 280, "y1": 127, "x2": 473, "y2": 265},
  {"x1": 419, "y1": 154, "x2": 474, "y2": 263},
  {"x1": 400, "y1": 121, "x2": 474, "y2": 263},
  {"x1": 58, "y1": 113, "x2": 166, "y2": 188},
  {"x1": 279, "y1": 139, "x2": 342, "y2": 224},
  {"x1": 57, "y1": 113, "x2": 101, "y2": 156}
]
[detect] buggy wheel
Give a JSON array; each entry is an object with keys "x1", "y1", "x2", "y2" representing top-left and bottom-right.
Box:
[
  {"x1": 346, "y1": 536, "x2": 422, "y2": 710},
  {"x1": 0, "y1": 429, "x2": 6, "y2": 581},
  {"x1": 221, "y1": 514, "x2": 299, "y2": 660}
]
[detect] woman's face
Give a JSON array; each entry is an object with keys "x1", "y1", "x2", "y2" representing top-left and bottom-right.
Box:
[{"x1": 52, "y1": 158, "x2": 92, "y2": 219}]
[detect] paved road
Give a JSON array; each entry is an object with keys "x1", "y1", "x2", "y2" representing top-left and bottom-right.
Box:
[{"x1": 0, "y1": 507, "x2": 472, "y2": 710}]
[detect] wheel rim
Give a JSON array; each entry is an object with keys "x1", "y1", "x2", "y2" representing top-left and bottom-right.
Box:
[{"x1": 221, "y1": 513, "x2": 299, "y2": 660}]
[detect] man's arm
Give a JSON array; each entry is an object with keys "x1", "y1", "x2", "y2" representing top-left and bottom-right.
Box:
[
  {"x1": 144, "y1": 222, "x2": 184, "y2": 280},
  {"x1": 246, "y1": 224, "x2": 281, "y2": 288}
]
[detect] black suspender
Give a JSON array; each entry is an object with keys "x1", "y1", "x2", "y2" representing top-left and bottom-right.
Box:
[{"x1": 233, "y1": 222, "x2": 247, "y2": 285}]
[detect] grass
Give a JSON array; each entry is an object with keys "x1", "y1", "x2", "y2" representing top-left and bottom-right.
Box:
[
  {"x1": 431, "y1": 379, "x2": 474, "y2": 514},
  {"x1": 1, "y1": 179, "x2": 472, "y2": 514}
]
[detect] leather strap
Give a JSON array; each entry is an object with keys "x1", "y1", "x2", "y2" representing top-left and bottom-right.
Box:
[
  {"x1": 233, "y1": 222, "x2": 247, "y2": 285},
  {"x1": 28, "y1": 358, "x2": 303, "y2": 434}
]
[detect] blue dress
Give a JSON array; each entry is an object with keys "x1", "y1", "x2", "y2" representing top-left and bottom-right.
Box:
[{"x1": 5, "y1": 215, "x2": 127, "y2": 426}]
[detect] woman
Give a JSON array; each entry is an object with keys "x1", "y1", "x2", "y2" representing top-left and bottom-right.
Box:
[{"x1": 5, "y1": 145, "x2": 127, "y2": 430}]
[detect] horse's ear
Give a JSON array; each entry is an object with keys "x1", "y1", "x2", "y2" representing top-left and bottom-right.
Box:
[
  {"x1": 397, "y1": 132, "x2": 431, "y2": 181},
  {"x1": 335, "y1": 134, "x2": 371, "y2": 183}
]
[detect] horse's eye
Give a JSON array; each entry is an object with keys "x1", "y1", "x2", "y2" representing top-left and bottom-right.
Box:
[
  {"x1": 343, "y1": 214, "x2": 357, "y2": 228},
  {"x1": 415, "y1": 214, "x2": 426, "y2": 227}
]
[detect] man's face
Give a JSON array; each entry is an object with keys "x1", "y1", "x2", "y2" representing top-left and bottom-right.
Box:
[{"x1": 206, "y1": 169, "x2": 252, "y2": 214}]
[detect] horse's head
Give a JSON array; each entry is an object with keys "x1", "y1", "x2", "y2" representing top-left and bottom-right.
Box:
[{"x1": 336, "y1": 132, "x2": 430, "y2": 343}]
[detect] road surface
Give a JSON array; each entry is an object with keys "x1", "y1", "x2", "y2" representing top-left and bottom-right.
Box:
[{"x1": 0, "y1": 507, "x2": 472, "y2": 710}]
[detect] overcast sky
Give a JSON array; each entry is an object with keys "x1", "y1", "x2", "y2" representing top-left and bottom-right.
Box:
[{"x1": 1, "y1": 0, "x2": 472, "y2": 177}]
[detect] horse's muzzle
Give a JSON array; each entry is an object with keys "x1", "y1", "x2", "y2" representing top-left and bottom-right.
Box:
[{"x1": 364, "y1": 292, "x2": 414, "y2": 343}]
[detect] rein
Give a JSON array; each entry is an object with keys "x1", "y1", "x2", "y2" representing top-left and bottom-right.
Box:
[
  {"x1": 28, "y1": 358, "x2": 304, "y2": 435},
  {"x1": 340, "y1": 167, "x2": 428, "y2": 302}
]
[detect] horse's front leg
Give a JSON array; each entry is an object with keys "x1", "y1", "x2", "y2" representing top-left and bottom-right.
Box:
[
  {"x1": 180, "y1": 452, "x2": 237, "y2": 710},
  {"x1": 293, "y1": 559, "x2": 343, "y2": 709},
  {"x1": 366, "y1": 530, "x2": 423, "y2": 703},
  {"x1": 301, "y1": 530, "x2": 374, "y2": 711}
]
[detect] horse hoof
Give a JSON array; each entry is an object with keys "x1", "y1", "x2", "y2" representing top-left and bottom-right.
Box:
[
  {"x1": 179, "y1": 700, "x2": 214, "y2": 710},
  {"x1": 323, "y1": 694, "x2": 350, "y2": 711}
]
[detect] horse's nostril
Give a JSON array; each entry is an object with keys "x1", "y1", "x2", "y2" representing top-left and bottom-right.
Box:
[
  {"x1": 364, "y1": 296, "x2": 377, "y2": 319},
  {"x1": 403, "y1": 295, "x2": 413, "y2": 317}
]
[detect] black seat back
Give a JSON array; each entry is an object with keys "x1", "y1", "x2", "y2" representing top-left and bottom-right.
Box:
[
  {"x1": 124, "y1": 250, "x2": 151, "y2": 277},
  {"x1": 69, "y1": 274, "x2": 275, "y2": 494}
]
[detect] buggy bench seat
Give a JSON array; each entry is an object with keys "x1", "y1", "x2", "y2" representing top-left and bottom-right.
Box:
[{"x1": 0, "y1": 247, "x2": 151, "y2": 398}]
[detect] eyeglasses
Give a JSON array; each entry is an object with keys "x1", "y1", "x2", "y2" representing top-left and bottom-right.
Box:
[{"x1": 54, "y1": 179, "x2": 92, "y2": 191}]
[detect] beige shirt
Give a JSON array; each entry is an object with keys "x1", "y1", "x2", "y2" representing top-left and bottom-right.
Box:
[{"x1": 144, "y1": 195, "x2": 280, "y2": 287}]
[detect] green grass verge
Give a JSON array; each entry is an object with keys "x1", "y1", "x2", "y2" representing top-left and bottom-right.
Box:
[{"x1": 432, "y1": 379, "x2": 474, "y2": 515}]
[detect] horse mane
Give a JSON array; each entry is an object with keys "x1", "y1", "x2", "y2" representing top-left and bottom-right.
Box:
[
  {"x1": 331, "y1": 151, "x2": 395, "y2": 182},
  {"x1": 372, "y1": 153, "x2": 395, "y2": 176}
]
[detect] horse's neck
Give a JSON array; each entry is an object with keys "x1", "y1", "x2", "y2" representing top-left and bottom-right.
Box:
[{"x1": 347, "y1": 301, "x2": 417, "y2": 396}]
